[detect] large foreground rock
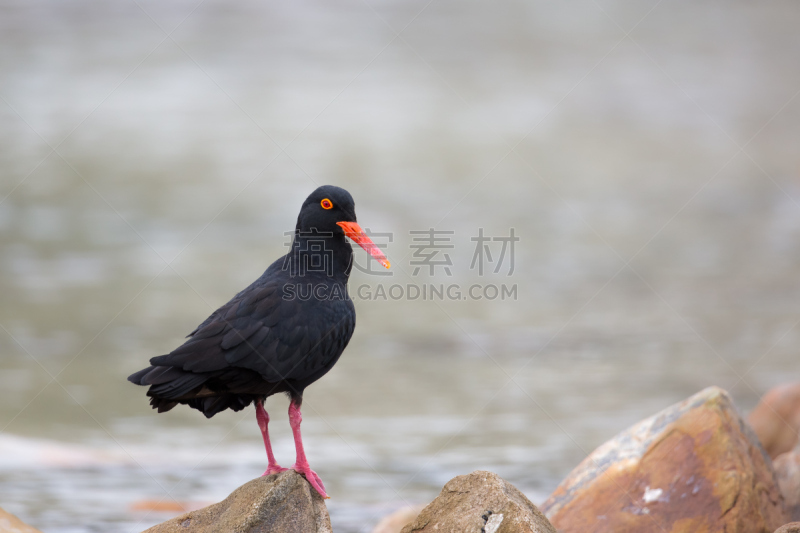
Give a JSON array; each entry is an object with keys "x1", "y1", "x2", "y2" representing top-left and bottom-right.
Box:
[
  {"x1": 542, "y1": 386, "x2": 787, "y2": 533},
  {"x1": 0, "y1": 507, "x2": 42, "y2": 533},
  {"x1": 400, "y1": 470, "x2": 556, "y2": 533},
  {"x1": 143, "y1": 470, "x2": 331, "y2": 533}
]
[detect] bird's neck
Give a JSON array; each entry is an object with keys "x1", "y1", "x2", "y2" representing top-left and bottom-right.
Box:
[{"x1": 282, "y1": 228, "x2": 352, "y2": 282}]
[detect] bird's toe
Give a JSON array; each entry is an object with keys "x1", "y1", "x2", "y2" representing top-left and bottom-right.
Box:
[{"x1": 293, "y1": 464, "x2": 328, "y2": 499}]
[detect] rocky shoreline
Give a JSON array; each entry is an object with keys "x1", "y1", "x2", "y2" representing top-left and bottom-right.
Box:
[
  {"x1": 4, "y1": 385, "x2": 800, "y2": 533},
  {"x1": 387, "y1": 385, "x2": 800, "y2": 533}
]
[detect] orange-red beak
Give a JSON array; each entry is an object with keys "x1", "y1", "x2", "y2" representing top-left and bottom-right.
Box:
[{"x1": 336, "y1": 221, "x2": 391, "y2": 269}]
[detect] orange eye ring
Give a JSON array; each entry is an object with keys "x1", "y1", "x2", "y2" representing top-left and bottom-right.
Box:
[{"x1": 320, "y1": 198, "x2": 333, "y2": 210}]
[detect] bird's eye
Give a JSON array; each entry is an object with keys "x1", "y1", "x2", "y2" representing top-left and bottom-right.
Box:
[{"x1": 320, "y1": 198, "x2": 333, "y2": 210}]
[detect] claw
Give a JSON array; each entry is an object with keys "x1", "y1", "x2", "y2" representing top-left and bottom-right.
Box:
[{"x1": 293, "y1": 463, "x2": 328, "y2": 499}]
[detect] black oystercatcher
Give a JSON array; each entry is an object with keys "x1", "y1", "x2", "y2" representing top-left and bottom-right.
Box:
[{"x1": 128, "y1": 185, "x2": 389, "y2": 498}]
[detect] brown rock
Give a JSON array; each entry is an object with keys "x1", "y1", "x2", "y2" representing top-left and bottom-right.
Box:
[
  {"x1": 0, "y1": 507, "x2": 43, "y2": 533},
  {"x1": 775, "y1": 449, "x2": 800, "y2": 521},
  {"x1": 542, "y1": 386, "x2": 787, "y2": 533},
  {"x1": 748, "y1": 383, "x2": 800, "y2": 459},
  {"x1": 142, "y1": 470, "x2": 331, "y2": 533},
  {"x1": 372, "y1": 506, "x2": 425, "y2": 533},
  {"x1": 775, "y1": 522, "x2": 800, "y2": 533},
  {"x1": 400, "y1": 470, "x2": 557, "y2": 533}
]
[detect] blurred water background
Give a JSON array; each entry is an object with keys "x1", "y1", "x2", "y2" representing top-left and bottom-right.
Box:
[{"x1": 2, "y1": 1, "x2": 800, "y2": 531}]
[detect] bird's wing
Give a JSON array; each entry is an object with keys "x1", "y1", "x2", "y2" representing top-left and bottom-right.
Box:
[{"x1": 148, "y1": 281, "x2": 354, "y2": 384}]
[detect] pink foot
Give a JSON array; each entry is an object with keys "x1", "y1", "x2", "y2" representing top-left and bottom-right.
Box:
[
  {"x1": 292, "y1": 463, "x2": 328, "y2": 499},
  {"x1": 262, "y1": 464, "x2": 288, "y2": 476}
]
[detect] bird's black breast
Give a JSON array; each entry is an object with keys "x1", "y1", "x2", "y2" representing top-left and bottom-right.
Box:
[{"x1": 147, "y1": 262, "x2": 356, "y2": 395}]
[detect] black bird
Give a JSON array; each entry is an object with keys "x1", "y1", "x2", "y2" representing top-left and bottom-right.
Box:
[{"x1": 128, "y1": 185, "x2": 390, "y2": 498}]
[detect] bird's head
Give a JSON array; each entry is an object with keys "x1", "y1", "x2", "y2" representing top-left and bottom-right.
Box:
[{"x1": 296, "y1": 185, "x2": 390, "y2": 269}]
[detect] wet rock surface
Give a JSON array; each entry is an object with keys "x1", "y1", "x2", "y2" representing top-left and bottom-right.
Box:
[
  {"x1": 399, "y1": 470, "x2": 556, "y2": 533},
  {"x1": 142, "y1": 470, "x2": 331, "y2": 533},
  {"x1": 542, "y1": 386, "x2": 787, "y2": 533}
]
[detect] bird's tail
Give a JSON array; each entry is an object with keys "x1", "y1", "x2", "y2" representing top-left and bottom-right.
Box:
[{"x1": 127, "y1": 365, "x2": 255, "y2": 418}]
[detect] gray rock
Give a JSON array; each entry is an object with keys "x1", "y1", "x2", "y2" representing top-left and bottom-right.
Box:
[
  {"x1": 775, "y1": 522, "x2": 800, "y2": 533},
  {"x1": 142, "y1": 470, "x2": 331, "y2": 533},
  {"x1": 399, "y1": 470, "x2": 556, "y2": 533}
]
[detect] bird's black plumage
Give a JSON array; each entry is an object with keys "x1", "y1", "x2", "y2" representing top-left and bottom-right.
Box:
[{"x1": 128, "y1": 185, "x2": 368, "y2": 418}]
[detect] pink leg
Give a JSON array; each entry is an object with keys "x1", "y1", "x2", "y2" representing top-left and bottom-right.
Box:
[
  {"x1": 256, "y1": 400, "x2": 287, "y2": 476},
  {"x1": 288, "y1": 400, "x2": 328, "y2": 498}
]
